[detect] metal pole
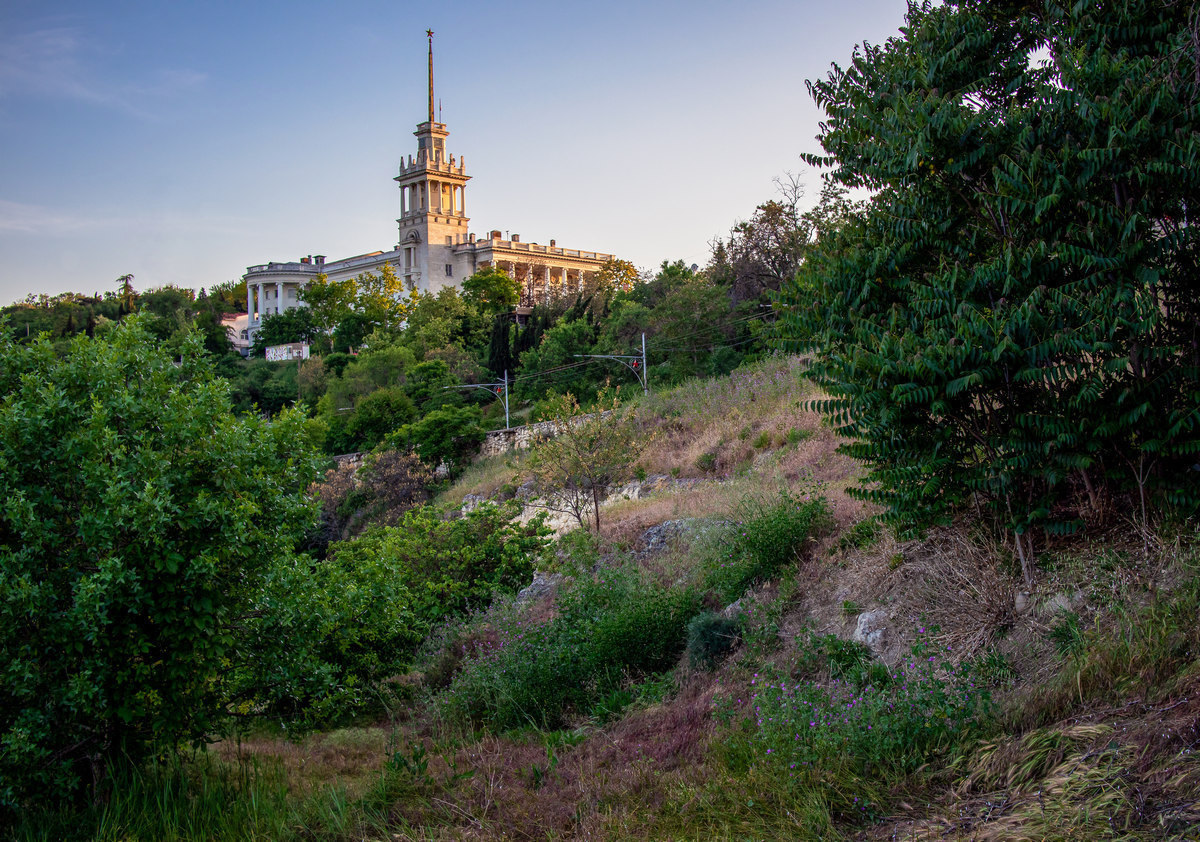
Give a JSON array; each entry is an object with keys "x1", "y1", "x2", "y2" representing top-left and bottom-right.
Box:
[
  {"x1": 641, "y1": 332, "x2": 648, "y2": 395},
  {"x1": 503, "y1": 369, "x2": 510, "y2": 429}
]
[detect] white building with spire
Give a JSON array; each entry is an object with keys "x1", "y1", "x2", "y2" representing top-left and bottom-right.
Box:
[{"x1": 243, "y1": 33, "x2": 615, "y2": 345}]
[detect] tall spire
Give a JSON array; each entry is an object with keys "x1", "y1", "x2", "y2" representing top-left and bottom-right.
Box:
[{"x1": 426, "y1": 29, "x2": 435, "y2": 124}]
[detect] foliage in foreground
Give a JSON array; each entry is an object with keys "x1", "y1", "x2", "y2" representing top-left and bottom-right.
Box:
[
  {"x1": 439, "y1": 565, "x2": 701, "y2": 730},
  {"x1": 328, "y1": 502, "x2": 551, "y2": 633},
  {"x1": 0, "y1": 321, "x2": 323, "y2": 810},
  {"x1": 725, "y1": 630, "x2": 991, "y2": 822},
  {"x1": 778, "y1": 0, "x2": 1200, "y2": 578}
]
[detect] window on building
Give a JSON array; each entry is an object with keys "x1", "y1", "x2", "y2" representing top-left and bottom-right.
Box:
[
  {"x1": 445, "y1": 264, "x2": 453, "y2": 277},
  {"x1": 446, "y1": 236, "x2": 453, "y2": 245}
]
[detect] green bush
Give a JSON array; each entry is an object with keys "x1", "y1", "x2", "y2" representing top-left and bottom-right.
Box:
[
  {"x1": 729, "y1": 632, "x2": 991, "y2": 821},
  {"x1": 703, "y1": 491, "x2": 831, "y2": 603},
  {"x1": 389, "y1": 404, "x2": 486, "y2": 475},
  {"x1": 328, "y1": 502, "x2": 550, "y2": 629},
  {"x1": 686, "y1": 612, "x2": 743, "y2": 669},
  {"x1": 0, "y1": 322, "x2": 323, "y2": 810},
  {"x1": 792, "y1": 631, "x2": 875, "y2": 686},
  {"x1": 440, "y1": 566, "x2": 700, "y2": 729}
]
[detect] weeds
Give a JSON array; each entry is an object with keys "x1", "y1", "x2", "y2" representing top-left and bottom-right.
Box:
[
  {"x1": 720, "y1": 630, "x2": 992, "y2": 824},
  {"x1": 438, "y1": 564, "x2": 700, "y2": 730},
  {"x1": 701, "y1": 488, "x2": 831, "y2": 603}
]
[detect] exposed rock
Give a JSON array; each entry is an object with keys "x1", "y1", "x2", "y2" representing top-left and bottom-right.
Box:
[
  {"x1": 460, "y1": 494, "x2": 486, "y2": 513},
  {"x1": 1014, "y1": 591, "x2": 1032, "y2": 614},
  {"x1": 720, "y1": 598, "x2": 744, "y2": 620},
  {"x1": 1038, "y1": 590, "x2": 1084, "y2": 619},
  {"x1": 640, "y1": 519, "x2": 694, "y2": 556},
  {"x1": 852, "y1": 609, "x2": 890, "y2": 655},
  {"x1": 516, "y1": 571, "x2": 563, "y2": 605}
]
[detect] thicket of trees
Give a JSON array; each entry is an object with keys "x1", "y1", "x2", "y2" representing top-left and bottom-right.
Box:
[
  {"x1": 0, "y1": 321, "x2": 553, "y2": 813},
  {"x1": 0, "y1": 321, "x2": 323, "y2": 807},
  {"x1": 777, "y1": 0, "x2": 1200, "y2": 581}
]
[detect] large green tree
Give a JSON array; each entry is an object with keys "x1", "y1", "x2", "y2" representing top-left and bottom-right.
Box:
[
  {"x1": 0, "y1": 320, "x2": 324, "y2": 809},
  {"x1": 778, "y1": 0, "x2": 1200, "y2": 581}
]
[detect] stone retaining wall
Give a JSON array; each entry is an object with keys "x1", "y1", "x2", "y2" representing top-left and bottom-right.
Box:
[{"x1": 480, "y1": 412, "x2": 610, "y2": 458}]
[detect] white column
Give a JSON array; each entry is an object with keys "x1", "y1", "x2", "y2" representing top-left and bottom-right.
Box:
[
  {"x1": 276, "y1": 281, "x2": 283, "y2": 315},
  {"x1": 246, "y1": 284, "x2": 253, "y2": 320},
  {"x1": 544, "y1": 266, "x2": 551, "y2": 305}
]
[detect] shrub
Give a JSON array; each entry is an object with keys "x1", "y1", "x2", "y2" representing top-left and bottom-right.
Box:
[
  {"x1": 729, "y1": 632, "x2": 991, "y2": 820},
  {"x1": 686, "y1": 612, "x2": 743, "y2": 669},
  {"x1": 703, "y1": 490, "x2": 831, "y2": 603},
  {"x1": 327, "y1": 502, "x2": 550, "y2": 629},
  {"x1": 0, "y1": 322, "x2": 323, "y2": 810},
  {"x1": 389, "y1": 404, "x2": 486, "y2": 475},
  {"x1": 440, "y1": 566, "x2": 700, "y2": 729}
]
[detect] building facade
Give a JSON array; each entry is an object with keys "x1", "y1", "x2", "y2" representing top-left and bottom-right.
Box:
[{"x1": 243, "y1": 34, "x2": 614, "y2": 345}]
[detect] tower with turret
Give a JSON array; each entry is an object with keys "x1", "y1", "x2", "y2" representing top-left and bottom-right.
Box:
[
  {"x1": 394, "y1": 30, "x2": 471, "y2": 292},
  {"x1": 241, "y1": 31, "x2": 617, "y2": 352}
]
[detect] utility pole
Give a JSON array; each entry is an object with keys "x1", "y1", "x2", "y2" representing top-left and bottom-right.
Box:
[
  {"x1": 446, "y1": 370, "x2": 510, "y2": 428},
  {"x1": 574, "y1": 332, "x2": 648, "y2": 395}
]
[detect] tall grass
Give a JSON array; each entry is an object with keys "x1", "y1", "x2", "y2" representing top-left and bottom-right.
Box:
[
  {"x1": 10, "y1": 755, "x2": 304, "y2": 842},
  {"x1": 438, "y1": 565, "x2": 701, "y2": 730},
  {"x1": 699, "y1": 488, "x2": 831, "y2": 603},
  {"x1": 718, "y1": 630, "x2": 992, "y2": 824}
]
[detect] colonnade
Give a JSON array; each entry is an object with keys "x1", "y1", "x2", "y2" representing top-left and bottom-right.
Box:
[
  {"x1": 399, "y1": 180, "x2": 466, "y2": 217},
  {"x1": 492, "y1": 261, "x2": 593, "y2": 306},
  {"x1": 246, "y1": 280, "x2": 297, "y2": 324}
]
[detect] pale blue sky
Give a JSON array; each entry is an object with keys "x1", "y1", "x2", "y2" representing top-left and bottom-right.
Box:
[{"x1": 0, "y1": 0, "x2": 910, "y2": 305}]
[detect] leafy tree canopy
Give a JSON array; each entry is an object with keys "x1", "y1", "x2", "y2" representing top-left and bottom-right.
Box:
[
  {"x1": 0, "y1": 319, "x2": 323, "y2": 809},
  {"x1": 776, "y1": 0, "x2": 1200, "y2": 580},
  {"x1": 461, "y1": 265, "x2": 520, "y2": 313}
]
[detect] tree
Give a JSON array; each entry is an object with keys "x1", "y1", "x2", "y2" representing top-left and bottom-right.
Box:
[
  {"x1": 355, "y1": 263, "x2": 414, "y2": 337},
  {"x1": 312, "y1": 449, "x2": 432, "y2": 548},
  {"x1": 343, "y1": 386, "x2": 416, "y2": 452},
  {"x1": 594, "y1": 258, "x2": 640, "y2": 296},
  {"x1": 515, "y1": 316, "x2": 601, "y2": 400},
  {"x1": 528, "y1": 388, "x2": 647, "y2": 533},
  {"x1": 251, "y1": 306, "x2": 320, "y2": 354},
  {"x1": 116, "y1": 274, "x2": 135, "y2": 315},
  {"x1": 461, "y1": 265, "x2": 520, "y2": 313},
  {"x1": 298, "y1": 272, "x2": 357, "y2": 334},
  {"x1": 0, "y1": 320, "x2": 323, "y2": 809},
  {"x1": 390, "y1": 404, "x2": 486, "y2": 475},
  {"x1": 776, "y1": 0, "x2": 1200, "y2": 582}
]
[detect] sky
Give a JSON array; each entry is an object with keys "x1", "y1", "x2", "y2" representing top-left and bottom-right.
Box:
[{"x1": 0, "y1": 0, "x2": 912, "y2": 306}]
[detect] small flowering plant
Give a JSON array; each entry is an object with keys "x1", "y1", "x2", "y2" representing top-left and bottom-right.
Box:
[{"x1": 727, "y1": 628, "x2": 992, "y2": 820}]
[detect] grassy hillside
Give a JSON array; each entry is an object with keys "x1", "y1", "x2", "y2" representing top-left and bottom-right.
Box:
[{"x1": 23, "y1": 356, "x2": 1197, "y2": 841}]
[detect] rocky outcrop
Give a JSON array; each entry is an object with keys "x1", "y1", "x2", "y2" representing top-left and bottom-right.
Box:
[{"x1": 852, "y1": 609, "x2": 891, "y2": 655}]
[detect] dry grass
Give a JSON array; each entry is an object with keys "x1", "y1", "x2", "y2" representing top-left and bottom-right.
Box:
[
  {"x1": 873, "y1": 694, "x2": 1200, "y2": 841},
  {"x1": 632, "y1": 355, "x2": 826, "y2": 480},
  {"x1": 210, "y1": 725, "x2": 390, "y2": 799},
  {"x1": 891, "y1": 529, "x2": 1020, "y2": 659},
  {"x1": 375, "y1": 677, "x2": 722, "y2": 840},
  {"x1": 435, "y1": 450, "x2": 531, "y2": 506}
]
